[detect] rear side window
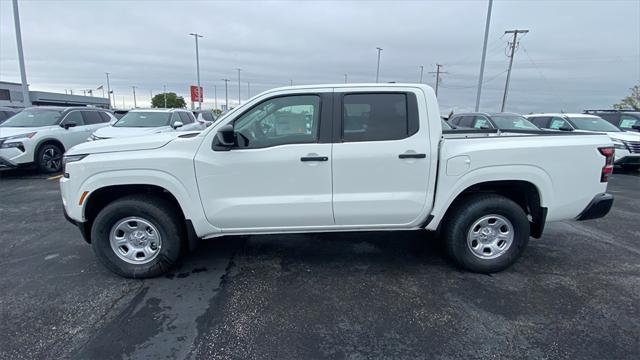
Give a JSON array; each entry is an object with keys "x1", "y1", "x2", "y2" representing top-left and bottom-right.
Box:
[
  {"x1": 179, "y1": 112, "x2": 195, "y2": 124},
  {"x1": 458, "y1": 116, "x2": 474, "y2": 128},
  {"x1": 82, "y1": 111, "x2": 104, "y2": 125},
  {"x1": 98, "y1": 112, "x2": 112, "y2": 123},
  {"x1": 202, "y1": 112, "x2": 215, "y2": 122},
  {"x1": 342, "y1": 93, "x2": 412, "y2": 142}
]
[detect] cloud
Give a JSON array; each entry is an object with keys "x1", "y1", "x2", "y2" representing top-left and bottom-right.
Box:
[{"x1": 1, "y1": 0, "x2": 638, "y2": 112}]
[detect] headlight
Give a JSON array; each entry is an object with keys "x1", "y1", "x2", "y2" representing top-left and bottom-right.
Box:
[
  {"x1": 612, "y1": 141, "x2": 628, "y2": 150},
  {"x1": 3, "y1": 132, "x2": 36, "y2": 141},
  {"x1": 62, "y1": 154, "x2": 88, "y2": 174},
  {"x1": 0, "y1": 141, "x2": 25, "y2": 151}
]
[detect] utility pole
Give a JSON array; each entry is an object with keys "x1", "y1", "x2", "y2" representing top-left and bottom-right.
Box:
[
  {"x1": 501, "y1": 29, "x2": 529, "y2": 112},
  {"x1": 247, "y1": 82, "x2": 251, "y2": 98},
  {"x1": 222, "y1": 79, "x2": 229, "y2": 110},
  {"x1": 290, "y1": 79, "x2": 293, "y2": 86},
  {"x1": 375, "y1": 47, "x2": 383, "y2": 83},
  {"x1": 344, "y1": 74, "x2": 348, "y2": 83},
  {"x1": 189, "y1": 32, "x2": 203, "y2": 109},
  {"x1": 419, "y1": 65, "x2": 424, "y2": 83},
  {"x1": 236, "y1": 68, "x2": 242, "y2": 105},
  {"x1": 122, "y1": 96, "x2": 125, "y2": 109},
  {"x1": 12, "y1": 0, "x2": 30, "y2": 106},
  {"x1": 132, "y1": 86, "x2": 137, "y2": 108},
  {"x1": 475, "y1": 0, "x2": 493, "y2": 111},
  {"x1": 105, "y1": 72, "x2": 112, "y2": 108},
  {"x1": 429, "y1": 64, "x2": 448, "y2": 97},
  {"x1": 163, "y1": 84, "x2": 167, "y2": 107}
]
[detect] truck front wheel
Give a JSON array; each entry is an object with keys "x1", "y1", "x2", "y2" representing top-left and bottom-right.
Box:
[
  {"x1": 443, "y1": 194, "x2": 530, "y2": 273},
  {"x1": 90, "y1": 195, "x2": 184, "y2": 278}
]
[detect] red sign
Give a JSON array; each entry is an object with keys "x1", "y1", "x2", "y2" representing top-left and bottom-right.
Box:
[{"x1": 190, "y1": 85, "x2": 203, "y2": 102}]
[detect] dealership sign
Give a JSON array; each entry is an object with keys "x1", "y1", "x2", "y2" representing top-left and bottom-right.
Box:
[{"x1": 190, "y1": 85, "x2": 203, "y2": 102}]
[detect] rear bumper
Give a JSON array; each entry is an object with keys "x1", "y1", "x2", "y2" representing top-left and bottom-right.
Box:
[{"x1": 576, "y1": 193, "x2": 614, "y2": 221}]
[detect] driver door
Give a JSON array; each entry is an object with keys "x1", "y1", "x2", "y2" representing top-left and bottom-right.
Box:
[{"x1": 194, "y1": 91, "x2": 334, "y2": 231}]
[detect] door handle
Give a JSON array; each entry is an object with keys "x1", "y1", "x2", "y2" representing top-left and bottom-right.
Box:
[
  {"x1": 300, "y1": 156, "x2": 328, "y2": 162},
  {"x1": 399, "y1": 153, "x2": 426, "y2": 159}
]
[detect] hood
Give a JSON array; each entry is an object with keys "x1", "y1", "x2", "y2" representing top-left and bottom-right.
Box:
[
  {"x1": 67, "y1": 132, "x2": 179, "y2": 155},
  {"x1": 606, "y1": 131, "x2": 640, "y2": 142},
  {"x1": 0, "y1": 126, "x2": 49, "y2": 138},
  {"x1": 93, "y1": 125, "x2": 172, "y2": 139}
]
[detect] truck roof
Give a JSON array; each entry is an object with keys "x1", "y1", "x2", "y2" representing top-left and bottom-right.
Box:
[{"x1": 527, "y1": 113, "x2": 601, "y2": 118}]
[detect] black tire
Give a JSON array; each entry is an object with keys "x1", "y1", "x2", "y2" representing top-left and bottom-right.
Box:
[
  {"x1": 443, "y1": 193, "x2": 530, "y2": 273},
  {"x1": 90, "y1": 195, "x2": 184, "y2": 278},
  {"x1": 36, "y1": 143, "x2": 63, "y2": 173}
]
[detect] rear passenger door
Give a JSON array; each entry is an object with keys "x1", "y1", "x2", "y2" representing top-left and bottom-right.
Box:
[{"x1": 332, "y1": 89, "x2": 431, "y2": 226}]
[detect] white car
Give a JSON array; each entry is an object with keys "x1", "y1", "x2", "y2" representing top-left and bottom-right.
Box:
[
  {"x1": 61, "y1": 84, "x2": 614, "y2": 278},
  {"x1": 193, "y1": 110, "x2": 217, "y2": 128},
  {"x1": 0, "y1": 106, "x2": 115, "y2": 173},
  {"x1": 89, "y1": 108, "x2": 202, "y2": 140},
  {"x1": 527, "y1": 113, "x2": 640, "y2": 170}
]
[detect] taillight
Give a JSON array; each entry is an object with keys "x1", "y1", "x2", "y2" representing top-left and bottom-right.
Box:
[{"x1": 598, "y1": 147, "x2": 614, "y2": 182}]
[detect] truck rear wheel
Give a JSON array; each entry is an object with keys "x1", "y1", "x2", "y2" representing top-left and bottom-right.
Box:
[
  {"x1": 90, "y1": 195, "x2": 184, "y2": 278},
  {"x1": 443, "y1": 194, "x2": 530, "y2": 273}
]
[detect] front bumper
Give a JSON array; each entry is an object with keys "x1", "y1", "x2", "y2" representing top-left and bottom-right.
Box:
[
  {"x1": 614, "y1": 155, "x2": 640, "y2": 166},
  {"x1": 0, "y1": 156, "x2": 18, "y2": 168},
  {"x1": 63, "y1": 205, "x2": 91, "y2": 243},
  {"x1": 576, "y1": 193, "x2": 614, "y2": 221}
]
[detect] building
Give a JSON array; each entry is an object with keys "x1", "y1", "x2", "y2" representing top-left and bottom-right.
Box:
[{"x1": 0, "y1": 81, "x2": 110, "y2": 108}]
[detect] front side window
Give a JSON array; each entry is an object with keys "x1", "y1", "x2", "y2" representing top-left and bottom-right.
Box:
[
  {"x1": 569, "y1": 116, "x2": 621, "y2": 132},
  {"x1": 343, "y1": 93, "x2": 408, "y2": 142},
  {"x1": 619, "y1": 115, "x2": 639, "y2": 130},
  {"x1": 62, "y1": 111, "x2": 84, "y2": 126},
  {"x1": 234, "y1": 95, "x2": 320, "y2": 148},
  {"x1": 472, "y1": 116, "x2": 492, "y2": 129},
  {"x1": 114, "y1": 112, "x2": 171, "y2": 127},
  {"x1": 0, "y1": 109, "x2": 62, "y2": 127},
  {"x1": 179, "y1": 112, "x2": 195, "y2": 124},
  {"x1": 491, "y1": 115, "x2": 539, "y2": 130},
  {"x1": 549, "y1": 117, "x2": 571, "y2": 130}
]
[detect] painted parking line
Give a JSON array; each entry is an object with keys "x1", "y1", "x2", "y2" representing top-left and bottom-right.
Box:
[{"x1": 47, "y1": 174, "x2": 63, "y2": 180}]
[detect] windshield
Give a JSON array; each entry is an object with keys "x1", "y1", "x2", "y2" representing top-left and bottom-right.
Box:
[
  {"x1": 114, "y1": 112, "x2": 171, "y2": 127},
  {"x1": 570, "y1": 116, "x2": 621, "y2": 132},
  {"x1": 0, "y1": 109, "x2": 62, "y2": 127},
  {"x1": 491, "y1": 115, "x2": 539, "y2": 130}
]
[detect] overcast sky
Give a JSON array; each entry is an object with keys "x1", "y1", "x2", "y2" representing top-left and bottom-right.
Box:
[{"x1": 1, "y1": 0, "x2": 639, "y2": 113}]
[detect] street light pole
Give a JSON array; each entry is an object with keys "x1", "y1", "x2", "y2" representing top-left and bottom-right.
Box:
[
  {"x1": 375, "y1": 47, "x2": 383, "y2": 83},
  {"x1": 344, "y1": 74, "x2": 348, "y2": 83},
  {"x1": 132, "y1": 86, "x2": 137, "y2": 108},
  {"x1": 105, "y1": 72, "x2": 112, "y2": 108},
  {"x1": 221, "y1": 79, "x2": 229, "y2": 110},
  {"x1": 475, "y1": 0, "x2": 493, "y2": 111},
  {"x1": 163, "y1": 84, "x2": 167, "y2": 108},
  {"x1": 12, "y1": 0, "x2": 30, "y2": 106},
  {"x1": 247, "y1": 82, "x2": 251, "y2": 98},
  {"x1": 213, "y1": 84, "x2": 217, "y2": 110},
  {"x1": 189, "y1": 32, "x2": 203, "y2": 110},
  {"x1": 236, "y1": 68, "x2": 242, "y2": 105},
  {"x1": 419, "y1": 65, "x2": 424, "y2": 83}
]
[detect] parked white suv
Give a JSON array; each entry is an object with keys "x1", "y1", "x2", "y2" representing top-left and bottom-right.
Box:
[
  {"x1": 527, "y1": 113, "x2": 640, "y2": 170},
  {"x1": 89, "y1": 108, "x2": 202, "y2": 140},
  {"x1": 0, "y1": 106, "x2": 115, "y2": 173}
]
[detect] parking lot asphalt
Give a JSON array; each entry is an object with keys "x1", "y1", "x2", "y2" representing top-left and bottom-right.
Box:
[{"x1": 0, "y1": 169, "x2": 639, "y2": 360}]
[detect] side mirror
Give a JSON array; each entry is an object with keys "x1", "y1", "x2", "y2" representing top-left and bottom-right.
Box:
[
  {"x1": 212, "y1": 124, "x2": 236, "y2": 151},
  {"x1": 61, "y1": 121, "x2": 77, "y2": 130},
  {"x1": 172, "y1": 121, "x2": 184, "y2": 130},
  {"x1": 559, "y1": 126, "x2": 573, "y2": 131}
]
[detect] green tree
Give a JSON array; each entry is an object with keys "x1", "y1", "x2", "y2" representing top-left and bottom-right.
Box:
[
  {"x1": 151, "y1": 92, "x2": 186, "y2": 108},
  {"x1": 613, "y1": 85, "x2": 640, "y2": 111}
]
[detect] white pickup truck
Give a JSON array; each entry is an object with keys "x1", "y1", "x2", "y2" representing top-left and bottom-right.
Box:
[{"x1": 60, "y1": 84, "x2": 615, "y2": 278}]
